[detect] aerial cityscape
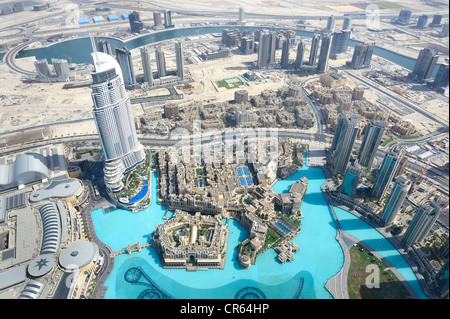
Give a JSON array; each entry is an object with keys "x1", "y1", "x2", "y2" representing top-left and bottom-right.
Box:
[{"x1": 0, "y1": 0, "x2": 448, "y2": 302}]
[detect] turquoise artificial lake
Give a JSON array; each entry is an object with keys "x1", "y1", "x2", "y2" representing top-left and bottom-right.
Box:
[{"x1": 91, "y1": 163, "x2": 428, "y2": 299}]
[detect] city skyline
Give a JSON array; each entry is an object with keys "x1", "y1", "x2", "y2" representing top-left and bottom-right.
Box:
[{"x1": 0, "y1": 0, "x2": 448, "y2": 302}]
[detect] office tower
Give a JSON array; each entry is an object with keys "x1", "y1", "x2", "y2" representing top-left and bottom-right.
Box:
[
  {"x1": 140, "y1": 46, "x2": 153, "y2": 85},
  {"x1": 410, "y1": 48, "x2": 439, "y2": 82},
  {"x1": 257, "y1": 30, "x2": 276, "y2": 69},
  {"x1": 155, "y1": 45, "x2": 166, "y2": 78},
  {"x1": 239, "y1": 7, "x2": 245, "y2": 23},
  {"x1": 90, "y1": 50, "x2": 145, "y2": 193},
  {"x1": 281, "y1": 38, "x2": 290, "y2": 68},
  {"x1": 240, "y1": 36, "x2": 254, "y2": 54},
  {"x1": 317, "y1": 33, "x2": 333, "y2": 73},
  {"x1": 115, "y1": 46, "x2": 136, "y2": 89},
  {"x1": 326, "y1": 15, "x2": 335, "y2": 32},
  {"x1": 349, "y1": 43, "x2": 374, "y2": 69},
  {"x1": 434, "y1": 59, "x2": 449, "y2": 87},
  {"x1": 51, "y1": 58, "x2": 70, "y2": 81},
  {"x1": 436, "y1": 259, "x2": 449, "y2": 298},
  {"x1": 309, "y1": 33, "x2": 320, "y2": 66},
  {"x1": 429, "y1": 14, "x2": 442, "y2": 27},
  {"x1": 439, "y1": 22, "x2": 449, "y2": 38},
  {"x1": 34, "y1": 59, "x2": 52, "y2": 80},
  {"x1": 330, "y1": 112, "x2": 360, "y2": 175},
  {"x1": 153, "y1": 12, "x2": 162, "y2": 27},
  {"x1": 416, "y1": 15, "x2": 428, "y2": 28},
  {"x1": 379, "y1": 176, "x2": 410, "y2": 226},
  {"x1": 371, "y1": 146, "x2": 403, "y2": 199},
  {"x1": 358, "y1": 121, "x2": 386, "y2": 168},
  {"x1": 97, "y1": 39, "x2": 113, "y2": 56},
  {"x1": 329, "y1": 30, "x2": 351, "y2": 59},
  {"x1": 341, "y1": 160, "x2": 362, "y2": 196},
  {"x1": 164, "y1": 10, "x2": 174, "y2": 28},
  {"x1": 396, "y1": 9, "x2": 412, "y2": 25},
  {"x1": 402, "y1": 200, "x2": 441, "y2": 247},
  {"x1": 342, "y1": 17, "x2": 352, "y2": 30},
  {"x1": 129, "y1": 11, "x2": 144, "y2": 33},
  {"x1": 295, "y1": 40, "x2": 305, "y2": 70},
  {"x1": 175, "y1": 41, "x2": 184, "y2": 80}
]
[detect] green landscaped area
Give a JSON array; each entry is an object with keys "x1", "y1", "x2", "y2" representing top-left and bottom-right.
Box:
[
  {"x1": 347, "y1": 246, "x2": 411, "y2": 299},
  {"x1": 217, "y1": 77, "x2": 244, "y2": 90},
  {"x1": 374, "y1": 1, "x2": 406, "y2": 9}
]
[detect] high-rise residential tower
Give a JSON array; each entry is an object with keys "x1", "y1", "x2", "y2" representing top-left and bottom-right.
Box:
[
  {"x1": 371, "y1": 146, "x2": 403, "y2": 199},
  {"x1": 164, "y1": 10, "x2": 174, "y2": 28},
  {"x1": 238, "y1": 7, "x2": 245, "y2": 23},
  {"x1": 330, "y1": 112, "x2": 360, "y2": 175},
  {"x1": 348, "y1": 43, "x2": 374, "y2": 69},
  {"x1": 341, "y1": 160, "x2": 362, "y2": 196},
  {"x1": 295, "y1": 40, "x2": 305, "y2": 70},
  {"x1": 97, "y1": 39, "x2": 113, "y2": 56},
  {"x1": 342, "y1": 17, "x2": 352, "y2": 30},
  {"x1": 115, "y1": 46, "x2": 136, "y2": 89},
  {"x1": 140, "y1": 46, "x2": 153, "y2": 85},
  {"x1": 402, "y1": 199, "x2": 441, "y2": 247},
  {"x1": 379, "y1": 176, "x2": 410, "y2": 226},
  {"x1": 309, "y1": 33, "x2": 320, "y2": 66},
  {"x1": 433, "y1": 59, "x2": 449, "y2": 87},
  {"x1": 257, "y1": 30, "x2": 276, "y2": 69},
  {"x1": 329, "y1": 30, "x2": 351, "y2": 59},
  {"x1": 155, "y1": 45, "x2": 166, "y2": 78},
  {"x1": 317, "y1": 33, "x2": 333, "y2": 73},
  {"x1": 358, "y1": 120, "x2": 386, "y2": 168},
  {"x1": 410, "y1": 47, "x2": 439, "y2": 82},
  {"x1": 281, "y1": 38, "x2": 290, "y2": 68},
  {"x1": 175, "y1": 41, "x2": 184, "y2": 80},
  {"x1": 326, "y1": 15, "x2": 335, "y2": 32},
  {"x1": 90, "y1": 50, "x2": 145, "y2": 193}
]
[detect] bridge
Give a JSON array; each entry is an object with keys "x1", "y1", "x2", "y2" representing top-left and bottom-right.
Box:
[
  {"x1": 110, "y1": 241, "x2": 152, "y2": 257},
  {"x1": 2, "y1": 39, "x2": 38, "y2": 77}
]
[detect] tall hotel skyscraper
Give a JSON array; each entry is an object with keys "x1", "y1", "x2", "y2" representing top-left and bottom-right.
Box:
[
  {"x1": 371, "y1": 146, "x2": 403, "y2": 199},
  {"x1": 358, "y1": 121, "x2": 386, "y2": 169},
  {"x1": 379, "y1": 176, "x2": 410, "y2": 226},
  {"x1": 90, "y1": 49, "x2": 145, "y2": 193},
  {"x1": 402, "y1": 200, "x2": 441, "y2": 247},
  {"x1": 330, "y1": 112, "x2": 360, "y2": 175}
]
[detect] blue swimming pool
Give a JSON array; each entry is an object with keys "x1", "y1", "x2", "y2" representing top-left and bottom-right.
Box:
[{"x1": 91, "y1": 163, "x2": 427, "y2": 299}]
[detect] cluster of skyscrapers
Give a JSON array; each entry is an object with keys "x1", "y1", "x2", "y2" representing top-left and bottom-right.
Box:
[
  {"x1": 330, "y1": 112, "x2": 446, "y2": 252},
  {"x1": 255, "y1": 16, "x2": 373, "y2": 73},
  {"x1": 97, "y1": 38, "x2": 185, "y2": 89},
  {"x1": 128, "y1": 9, "x2": 174, "y2": 33},
  {"x1": 34, "y1": 58, "x2": 71, "y2": 82}
]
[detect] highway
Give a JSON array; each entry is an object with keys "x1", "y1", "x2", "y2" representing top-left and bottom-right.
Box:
[{"x1": 344, "y1": 71, "x2": 449, "y2": 127}]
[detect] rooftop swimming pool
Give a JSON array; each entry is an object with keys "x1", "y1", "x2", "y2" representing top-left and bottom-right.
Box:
[{"x1": 91, "y1": 163, "x2": 427, "y2": 299}]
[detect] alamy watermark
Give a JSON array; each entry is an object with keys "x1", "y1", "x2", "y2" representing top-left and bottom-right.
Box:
[{"x1": 168, "y1": 121, "x2": 279, "y2": 166}]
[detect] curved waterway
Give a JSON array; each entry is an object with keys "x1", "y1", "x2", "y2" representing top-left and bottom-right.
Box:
[
  {"x1": 91, "y1": 161, "x2": 427, "y2": 299},
  {"x1": 14, "y1": 25, "x2": 422, "y2": 72}
]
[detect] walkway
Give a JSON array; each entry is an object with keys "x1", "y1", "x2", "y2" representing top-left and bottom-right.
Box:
[{"x1": 110, "y1": 242, "x2": 152, "y2": 257}]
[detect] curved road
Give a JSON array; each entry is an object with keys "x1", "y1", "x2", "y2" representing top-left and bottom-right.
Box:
[{"x1": 3, "y1": 39, "x2": 38, "y2": 76}]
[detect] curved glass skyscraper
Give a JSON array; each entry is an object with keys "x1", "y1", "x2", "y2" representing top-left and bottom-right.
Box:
[{"x1": 90, "y1": 51, "x2": 145, "y2": 193}]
